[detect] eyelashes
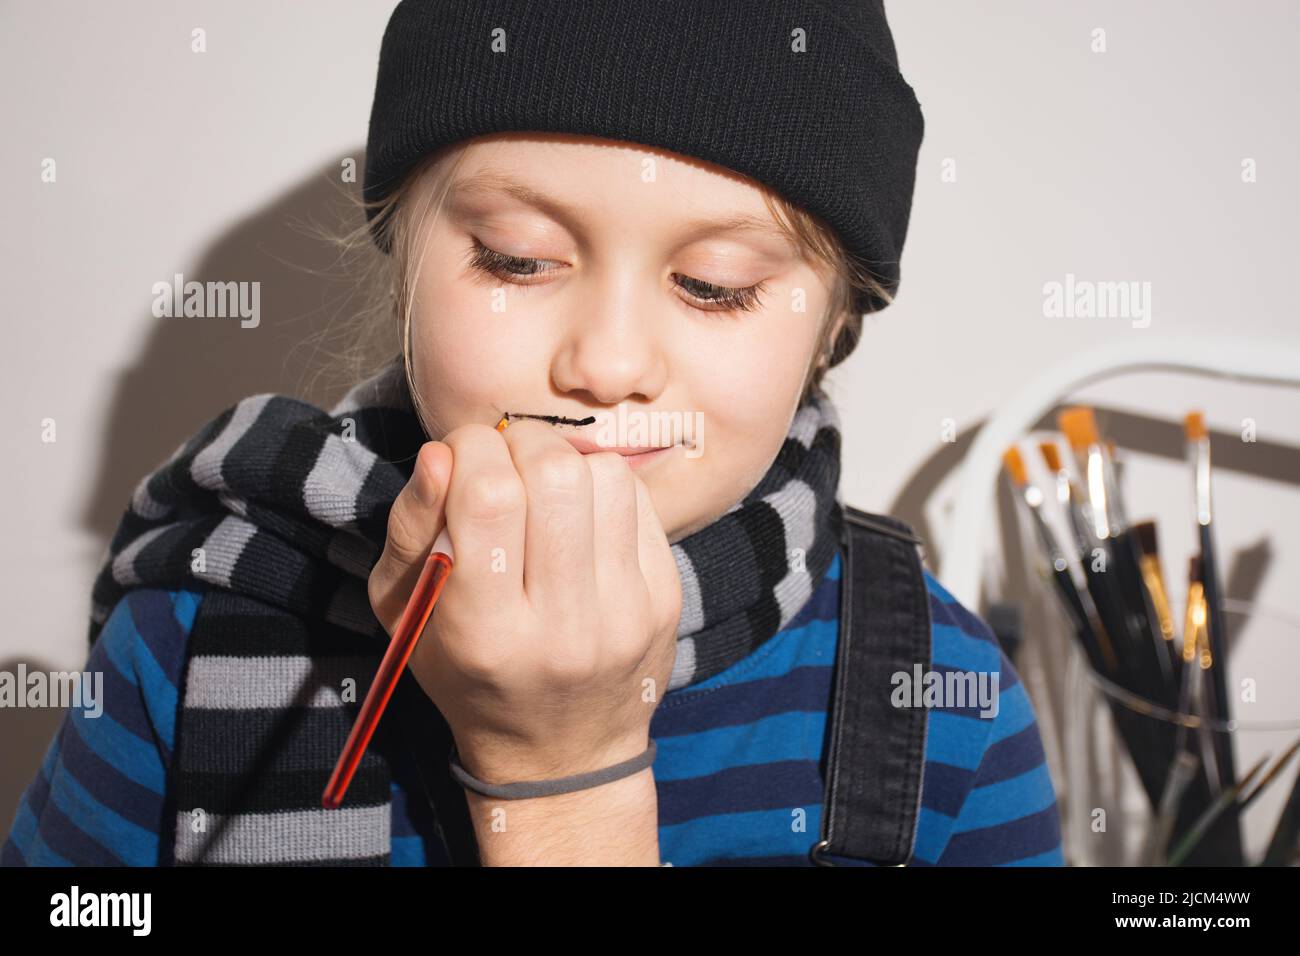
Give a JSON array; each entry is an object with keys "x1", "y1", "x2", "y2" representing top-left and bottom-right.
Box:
[
  {"x1": 468, "y1": 240, "x2": 557, "y2": 280},
  {"x1": 670, "y1": 273, "x2": 767, "y2": 313},
  {"x1": 466, "y1": 237, "x2": 768, "y2": 313}
]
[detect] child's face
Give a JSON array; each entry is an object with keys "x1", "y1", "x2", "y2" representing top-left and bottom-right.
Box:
[{"x1": 406, "y1": 132, "x2": 839, "y2": 542}]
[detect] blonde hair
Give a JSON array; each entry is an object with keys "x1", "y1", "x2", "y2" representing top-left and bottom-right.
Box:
[{"x1": 323, "y1": 144, "x2": 891, "y2": 417}]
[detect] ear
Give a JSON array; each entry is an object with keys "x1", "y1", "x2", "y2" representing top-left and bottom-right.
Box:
[{"x1": 821, "y1": 309, "x2": 850, "y2": 367}]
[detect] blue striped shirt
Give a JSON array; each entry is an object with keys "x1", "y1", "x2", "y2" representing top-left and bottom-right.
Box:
[{"x1": 2, "y1": 552, "x2": 1064, "y2": 866}]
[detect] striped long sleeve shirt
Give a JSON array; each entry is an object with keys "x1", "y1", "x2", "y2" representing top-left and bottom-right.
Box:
[{"x1": 2, "y1": 551, "x2": 1065, "y2": 866}]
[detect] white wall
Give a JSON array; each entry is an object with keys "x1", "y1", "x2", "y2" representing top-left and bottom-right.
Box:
[{"x1": 3, "y1": 1, "x2": 1297, "y2": 862}]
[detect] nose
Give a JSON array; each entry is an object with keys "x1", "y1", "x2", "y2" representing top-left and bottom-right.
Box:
[{"x1": 551, "y1": 288, "x2": 669, "y2": 405}]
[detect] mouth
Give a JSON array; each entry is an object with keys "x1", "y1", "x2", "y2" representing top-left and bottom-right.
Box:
[
  {"x1": 499, "y1": 410, "x2": 688, "y2": 469},
  {"x1": 561, "y1": 435, "x2": 678, "y2": 456}
]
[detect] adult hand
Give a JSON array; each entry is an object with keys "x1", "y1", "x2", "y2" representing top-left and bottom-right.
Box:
[{"x1": 367, "y1": 420, "x2": 683, "y2": 784}]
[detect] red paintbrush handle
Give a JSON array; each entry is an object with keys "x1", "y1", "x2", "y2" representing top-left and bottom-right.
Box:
[{"x1": 321, "y1": 544, "x2": 453, "y2": 809}]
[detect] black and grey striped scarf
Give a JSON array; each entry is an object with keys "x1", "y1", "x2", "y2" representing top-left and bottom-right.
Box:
[{"x1": 87, "y1": 355, "x2": 843, "y2": 864}]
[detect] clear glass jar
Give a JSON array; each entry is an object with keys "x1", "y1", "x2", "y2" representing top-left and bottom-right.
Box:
[{"x1": 1060, "y1": 599, "x2": 1300, "y2": 866}]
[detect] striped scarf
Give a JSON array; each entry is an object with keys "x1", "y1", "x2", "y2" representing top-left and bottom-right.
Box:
[{"x1": 87, "y1": 355, "x2": 843, "y2": 864}]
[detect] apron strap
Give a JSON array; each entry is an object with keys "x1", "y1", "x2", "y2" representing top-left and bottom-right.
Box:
[{"x1": 811, "y1": 505, "x2": 933, "y2": 866}]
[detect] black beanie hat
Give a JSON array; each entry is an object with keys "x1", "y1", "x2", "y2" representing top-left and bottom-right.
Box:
[{"x1": 363, "y1": 0, "x2": 924, "y2": 353}]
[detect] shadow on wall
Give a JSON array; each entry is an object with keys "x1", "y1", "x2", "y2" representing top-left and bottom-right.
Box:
[
  {"x1": 78, "y1": 148, "x2": 397, "y2": 545},
  {"x1": 2, "y1": 151, "x2": 397, "y2": 834},
  {"x1": 0, "y1": 658, "x2": 73, "y2": 845}
]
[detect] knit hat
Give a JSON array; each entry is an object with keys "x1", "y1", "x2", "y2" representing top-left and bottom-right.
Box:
[{"x1": 362, "y1": 0, "x2": 924, "y2": 362}]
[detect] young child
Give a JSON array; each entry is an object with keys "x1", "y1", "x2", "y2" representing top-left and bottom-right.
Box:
[{"x1": 3, "y1": 0, "x2": 1062, "y2": 866}]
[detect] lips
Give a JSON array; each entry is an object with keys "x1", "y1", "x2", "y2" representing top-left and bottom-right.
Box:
[{"x1": 563, "y1": 435, "x2": 676, "y2": 456}]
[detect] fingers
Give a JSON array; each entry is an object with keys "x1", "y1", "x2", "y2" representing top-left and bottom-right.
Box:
[
  {"x1": 631, "y1": 470, "x2": 683, "y2": 636},
  {"x1": 369, "y1": 440, "x2": 452, "y2": 630},
  {"x1": 585, "y1": 451, "x2": 640, "y2": 589},
  {"x1": 372, "y1": 420, "x2": 679, "y2": 662},
  {"x1": 499, "y1": 420, "x2": 598, "y2": 615},
  {"x1": 440, "y1": 423, "x2": 526, "y2": 617}
]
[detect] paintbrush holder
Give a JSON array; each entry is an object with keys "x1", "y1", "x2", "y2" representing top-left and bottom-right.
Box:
[{"x1": 1060, "y1": 599, "x2": 1300, "y2": 867}]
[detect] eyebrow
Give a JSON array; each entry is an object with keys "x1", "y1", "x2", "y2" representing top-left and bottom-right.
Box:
[{"x1": 450, "y1": 169, "x2": 797, "y2": 251}]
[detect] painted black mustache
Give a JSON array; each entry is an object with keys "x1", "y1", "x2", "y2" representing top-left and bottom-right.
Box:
[{"x1": 501, "y1": 412, "x2": 597, "y2": 427}]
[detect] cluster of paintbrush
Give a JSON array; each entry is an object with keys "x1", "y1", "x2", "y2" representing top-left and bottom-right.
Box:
[{"x1": 1003, "y1": 406, "x2": 1300, "y2": 866}]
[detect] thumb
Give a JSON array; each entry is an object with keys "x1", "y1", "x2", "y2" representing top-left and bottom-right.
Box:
[{"x1": 368, "y1": 440, "x2": 453, "y2": 633}]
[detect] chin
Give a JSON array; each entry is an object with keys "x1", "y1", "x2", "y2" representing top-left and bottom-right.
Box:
[{"x1": 664, "y1": 503, "x2": 725, "y2": 544}]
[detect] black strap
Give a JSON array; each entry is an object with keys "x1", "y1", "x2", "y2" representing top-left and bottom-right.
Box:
[{"x1": 811, "y1": 505, "x2": 932, "y2": 866}]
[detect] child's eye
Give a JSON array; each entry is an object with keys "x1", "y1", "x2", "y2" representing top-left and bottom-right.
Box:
[
  {"x1": 671, "y1": 274, "x2": 767, "y2": 313},
  {"x1": 467, "y1": 238, "x2": 766, "y2": 313},
  {"x1": 468, "y1": 238, "x2": 560, "y2": 280}
]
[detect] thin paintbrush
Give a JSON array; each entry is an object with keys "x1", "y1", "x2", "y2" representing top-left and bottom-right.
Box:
[
  {"x1": 1004, "y1": 445, "x2": 1116, "y2": 674},
  {"x1": 1166, "y1": 753, "x2": 1269, "y2": 868},
  {"x1": 1038, "y1": 437, "x2": 1169, "y2": 808},
  {"x1": 1145, "y1": 749, "x2": 1201, "y2": 866},
  {"x1": 1185, "y1": 412, "x2": 1238, "y2": 781},
  {"x1": 1052, "y1": 417, "x2": 1140, "y2": 688},
  {"x1": 322, "y1": 413, "x2": 512, "y2": 809},
  {"x1": 1146, "y1": 632, "x2": 1206, "y2": 867},
  {"x1": 1132, "y1": 520, "x2": 1183, "y2": 693},
  {"x1": 1262, "y1": 760, "x2": 1300, "y2": 866},
  {"x1": 1184, "y1": 557, "x2": 1223, "y2": 790},
  {"x1": 1060, "y1": 408, "x2": 1175, "y2": 707},
  {"x1": 1184, "y1": 412, "x2": 1244, "y2": 865},
  {"x1": 1038, "y1": 441, "x2": 1122, "y2": 676},
  {"x1": 1166, "y1": 555, "x2": 1245, "y2": 864},
  {"x1": 1040, "y1": 439, "x2": 1102, "y2": 559},
  {"x1": 1058, "y1": 409, "x2": 1185, "y2": 811},
  {"x1": 1238, "y1": 736, "x2": 1300, "y2": 811}
]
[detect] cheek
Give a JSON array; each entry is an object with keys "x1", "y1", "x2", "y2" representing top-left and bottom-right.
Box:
[
  {"x1": 683, "y1": 368, "x2": 804, "y2": 498},
  {"x1": 407, "y1": 249, "x2": 538, "y2": 416},
  {"x1": 680, "y1": 304, "x2": 824, "y2": 419},
  {"x1": 685, "y1": 277, "x2": 827, "y2": 386},
  {"x1": 676, "y1": 300, "x2": 825, "y2": 494}
]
